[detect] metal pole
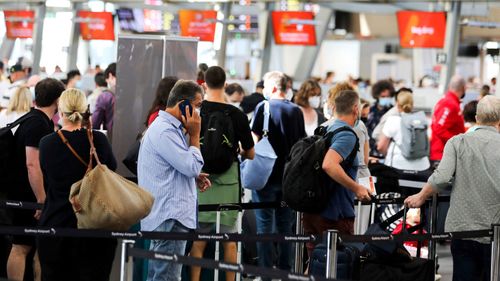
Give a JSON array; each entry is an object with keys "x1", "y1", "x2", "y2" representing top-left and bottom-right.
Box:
[
  {"x1": 214, "y1": 210, "x2": 221, "y2": 281},
  {"x1": 325, "y1": 230, "x2": 338, "y2": 279},
  {"x1": 294, "y1": 212, "x2": 304, "y2": 274},
  {"x1": 216, "y1": 2, "x2": 231, "y2": 68},
  {"x1": 67, "y1": 2, "x2": 82, "y2": 71},
  {"x1": 32, "y1": 2, "x2": 46, "y2": 75},
  {"x1": 292, "y1": 7, "x2": 333, "y2": 81},
  {"x1": 119, "y1": 239, "x2": 136, "y2": 281},
  {"x1": 429, "y1": 194, "x2": 438, "y2": 270},
  {"x1": 438, "y1": 1, "x2": 462, "y2": 95},
  {"x1": 0, "y1": 36, "x2": 15, "y2": 62},
  {"x1": 491, "y1": 224, "x2": 500, "y2": 281},
  {"x1": 258, "y1": 2, "x2": 274, "y2": 79},
  {"x1": 236, "y1": 210, "x2": 243, "y2": 281}
]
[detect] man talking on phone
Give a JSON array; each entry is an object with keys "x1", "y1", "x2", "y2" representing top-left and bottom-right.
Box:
[{"x1": 138, "y1": 80, "x2": 211, "y2": 281}]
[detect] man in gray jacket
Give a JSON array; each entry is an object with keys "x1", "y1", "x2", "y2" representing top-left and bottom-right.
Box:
[{"x1": 405, "y1": 95, "x2": 500, "y2": 281}]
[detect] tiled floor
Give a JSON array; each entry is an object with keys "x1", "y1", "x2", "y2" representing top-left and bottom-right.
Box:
[{"x1": 437, "y1": 243, "x2": 453, "y2": 281}]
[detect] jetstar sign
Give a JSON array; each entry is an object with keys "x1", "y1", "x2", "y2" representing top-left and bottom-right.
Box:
[{"x1": 397, "y1": 11, "x2": 446, "y2": 48}]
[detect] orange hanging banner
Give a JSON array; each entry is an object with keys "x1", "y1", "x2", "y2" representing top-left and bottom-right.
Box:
[
  {"x1": 271, "y1": 11, "x2": 316, "y2": 46},
  {"x1": 78, "y1": 11, "x2": 115, "y2": 41},
  {"x1": 397, "y1": 11, "x2": 446, "y2": 48},
  {"x1": 4, "y1": 10, "x2": 35, "y2": 39},
  {"x1": 178, "y1": 10, "x2": 217, "y2": 42}
]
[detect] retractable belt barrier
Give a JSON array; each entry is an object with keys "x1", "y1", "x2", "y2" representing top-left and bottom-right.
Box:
[
  {"x1": 339, "y1": 229, "x2": 493, "y2": 243},
  {"x1": 0, "y1": 200, "x2": 43, "y2": 210},
  {"x1": 128, "y1": 247, "x2": 339, "y2": 281},
  {"x1": 0, "y1": 225, "x2": 318, "y2": 243},
  {"x1": 0, "y1": 224, "x2": 492, "y2": 244},
  {"x1": 0, "y1": 195, "x2": 451, "y2": 212}
]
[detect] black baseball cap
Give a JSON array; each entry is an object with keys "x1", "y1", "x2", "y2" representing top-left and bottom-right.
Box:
[{"x1": 9, "y1": 64, "x2": 23, "y2": 73}]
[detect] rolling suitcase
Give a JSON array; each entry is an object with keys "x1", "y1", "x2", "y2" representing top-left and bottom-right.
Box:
[
  {"x1": 360, "y1": 207, "x2": 433, "y2": 281},
  {"x1": 310, "y1": 242, "x2": 362, "y2": 280}
]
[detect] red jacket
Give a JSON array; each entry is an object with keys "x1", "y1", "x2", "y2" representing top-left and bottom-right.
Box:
[{"x1": 430, "y1": 91, "x2": 465, "y2": 161}]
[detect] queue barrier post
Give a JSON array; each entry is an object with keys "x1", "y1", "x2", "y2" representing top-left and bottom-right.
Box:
[
  {"x1": 294, "y1": 211, "x2": 304, "y2": 274},
  {"x1": 120, "y1": 239, "x2": 136, "y2": 281},
  {"x1": 429, "y1": 193, "x2": 438, "y2": 272},
  {"x1": 491, "y1": 224, "x2": 500, "y2": 281},
  {"x1": 325, "y1": 229, "x2": 338, "y2": 279}
]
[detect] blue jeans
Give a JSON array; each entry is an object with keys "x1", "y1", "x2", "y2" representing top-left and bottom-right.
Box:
[
  {"x1": 147, "y1": 219, "x2": 190, "y2": 281},
  {"x1": 451, "y1": 239, "x2": 491, "y2": 281},
  {"x1": 252, "y1": 184, "x2": 293, "y2": 280}
]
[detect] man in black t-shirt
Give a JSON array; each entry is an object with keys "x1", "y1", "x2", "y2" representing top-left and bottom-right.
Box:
[
  {"x1": 8, "y1": 78, "x2": 65, "y2": 281},
  {"x1": 190, "y1": 66, "x2": 255, "y2": 281},
  {"x1": 241, "y1": 80, "x2": 265, "y2": 118},
  {"x1": 251, "y1": 71, "x2": 306, "y2": 277}
]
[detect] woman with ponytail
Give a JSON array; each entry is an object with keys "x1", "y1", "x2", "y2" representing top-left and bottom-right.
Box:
[
  {"x1": 377, "y1": 91, "x2": 430, "y2": 171},
  {"x1": 37, "y1": 88, "x2": 117, "y2": 280}
]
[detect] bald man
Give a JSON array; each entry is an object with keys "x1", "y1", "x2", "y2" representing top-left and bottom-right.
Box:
[{"x1": 430, "y1": 75, "x2": 466, "y2": 162}]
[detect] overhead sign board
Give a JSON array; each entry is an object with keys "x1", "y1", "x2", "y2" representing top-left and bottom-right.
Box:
[
  {"x1": 4, "y1": 10, "x2": 35, "y2": 39},
  {"x1": 179, "y1": 10, "x2": 217, "y2": 42},
  {"x1": 78, "y1": 11, "x2": 115, "y2": 41},
  {"x1": 397, "y1": 11, "x2": 446, "y2": 48},
  {"x1": 271, "y1": 11, "x2": 316, "y2": 46}
]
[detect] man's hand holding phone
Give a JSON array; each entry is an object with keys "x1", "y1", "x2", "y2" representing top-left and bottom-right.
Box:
[{"x1": 180, "y1": 100, "x2": 201, "y2": 148}]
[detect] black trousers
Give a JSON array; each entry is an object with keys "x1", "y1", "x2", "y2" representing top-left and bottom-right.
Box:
[
  {"x1": 451, "y1": 239, "x2": 491, "y2": 281},
  {"x1": 37, "y1": 236, "x2": 116, "y2": 281}
]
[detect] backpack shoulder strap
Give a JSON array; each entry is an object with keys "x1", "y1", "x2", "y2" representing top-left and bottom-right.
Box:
[
  {"x1": 262, "y1": 101, "x2": 271, "y2": 137},
  {"x1": 328, "y1": 126, "x2": 360, "y2": 164},
  {"x1": 5, "y1": 110, "x2": 37, "y2": 129}
]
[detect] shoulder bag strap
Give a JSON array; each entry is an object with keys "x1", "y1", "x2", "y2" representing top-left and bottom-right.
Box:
[
  {"x1": 262, "y1": 100, "x2": 270, "y2": 137},
  {"x1": 57, "y1": 130, "x2": 88, "y2": 167},
  {"x1": 86, "y1": 121, "x2": 102, "y2": 172}
]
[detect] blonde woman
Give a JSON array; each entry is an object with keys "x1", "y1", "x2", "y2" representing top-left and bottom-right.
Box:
[
  {"x1": 377, "y1": 91, "x2": 430, "y2": 170},
  {"x1": 37, "y1": 88, "x2": 117, "y2": 281},
  {"x1": 0, "y1": 86, "x2": 32, "y2": 132}
]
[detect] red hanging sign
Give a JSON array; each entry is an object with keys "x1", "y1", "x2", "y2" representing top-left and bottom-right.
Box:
[
  {"x1": 397, "y1": 11, "x2": 446, "y2": 48},
  {"x1": 78, "y1": 11, "x2": 115, "y2": 41},
  {"x1": 271, "y1": 11, "x2": 316, "y2": 46},
  {"x1": 4, "y1": 10, "x2": 35, "y2": 39},
  {"x1": 179, "y1": 10, "x2": 217, "y2": 42}
]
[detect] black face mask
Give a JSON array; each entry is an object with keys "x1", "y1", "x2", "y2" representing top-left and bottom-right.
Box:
[{"x1": 361, "y1": 117, "x2": 368, "y2": 123}]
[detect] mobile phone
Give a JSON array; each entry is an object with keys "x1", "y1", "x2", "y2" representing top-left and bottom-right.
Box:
[{"x1": 179, "y1": 99, "x2": 193, "y2": 117}]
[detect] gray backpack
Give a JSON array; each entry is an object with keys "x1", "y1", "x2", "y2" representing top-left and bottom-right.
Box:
[{"x1": 399, "y1": 111, "x2": 429, "y2": 159}]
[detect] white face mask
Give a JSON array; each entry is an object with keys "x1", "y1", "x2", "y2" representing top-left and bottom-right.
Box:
[
  {"x1": 263, "y1": 87, "x2": 272, "y2": 100},
  {"x1": 285, "y1": 89, "x2": 294, "y2": 101},
  {"x1": 325, "y1": 106, "x2": 333, "y2": 118},
  {"x1": 308, "y1": 96, "x2": 321, "y2": 108},
  {"x1": 194, "y1": 107, "x2": 201, "y2": 115},
  {"x1": 29, "y1": 87, "x2": 35, "y2": 101},
  {"x1": 230, "y1": 102, "x2": 241, "y2": 108}
]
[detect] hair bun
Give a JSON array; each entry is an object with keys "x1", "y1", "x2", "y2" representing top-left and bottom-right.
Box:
[{"x1": 67, "y1": 111, "x2": 83, "y2": 123}]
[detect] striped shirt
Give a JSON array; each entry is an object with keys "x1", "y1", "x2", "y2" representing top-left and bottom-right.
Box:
[{"x1": 138, "y1": 110, "x2": 204, "y2": 231}]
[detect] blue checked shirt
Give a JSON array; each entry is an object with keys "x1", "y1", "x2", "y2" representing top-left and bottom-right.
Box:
[{"x1": 138, "y1": 110, "x2": 204, "y2": 231}]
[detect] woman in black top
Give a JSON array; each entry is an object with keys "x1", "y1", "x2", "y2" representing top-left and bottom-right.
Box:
[{"x1": 37, "y1": 88, "x2": 117, "y2": 281}]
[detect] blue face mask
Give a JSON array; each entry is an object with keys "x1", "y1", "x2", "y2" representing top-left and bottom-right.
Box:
[
  {"x1": 75, "y1": 80, "x2": 83, "y2": 89},
  {"x1": 378, "y1": 97, "x2": 394, "y2": 107}
]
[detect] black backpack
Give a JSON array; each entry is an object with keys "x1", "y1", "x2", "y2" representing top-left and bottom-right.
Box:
[
  {"x1": 0, "y1": 112, "x2": 36, "y2": 190},
  {"x1": 283, "y1": 126, "x2": 359, "y2": 213},
  {"x1": 200, "y1": 109, "x2": 236, "y2": 174}
]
